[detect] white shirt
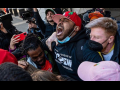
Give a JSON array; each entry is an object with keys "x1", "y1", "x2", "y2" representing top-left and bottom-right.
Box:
[{"x1": 102, "y1": 49, "x2": 114, "y2": 61}]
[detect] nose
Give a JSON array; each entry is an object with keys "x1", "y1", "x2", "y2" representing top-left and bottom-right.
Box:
[
  {"x1": 58, "y1": 19, "x2": 64, "y2": 25},
  {"x1": 37, "y1": 56, "x2": 42, "y2": 62},
  {"x1": 48, "y1": 13, "x2": 53, "y2": 17}
]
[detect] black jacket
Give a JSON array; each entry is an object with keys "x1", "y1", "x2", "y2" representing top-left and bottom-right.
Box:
[
  {"x1": 117, "y1": 21, "x2": 120, "y2": 36},
  {"x1": 0, "y1": 26, "x2": 22, "y2": 51},
  {"x1": 33, "y1": 11, "x2": 56, "y2": 38},
  {"x1": 42, "y1": 26, "x2": 88, "y2": 81},
  {"x1": 83, "y1": 32, "x2": 120, "y2": 64}
]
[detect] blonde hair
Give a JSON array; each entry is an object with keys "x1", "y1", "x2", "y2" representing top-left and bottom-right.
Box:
[
  {"x1": 85, "y1": 17, "x2": 118, "y2": 36},
  {"x1": 31, "y1": 70, "x2": 66, "y2": 81}
]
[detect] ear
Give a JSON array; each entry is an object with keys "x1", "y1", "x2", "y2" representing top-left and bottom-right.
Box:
[
  {"x1": 108, "y1": 36, "x2": 115, "y2": 43},
  {"x1": 0, "y1": 22, "x2": 3, "y2": 25},
  {"x1": 74, "y1": 26, "x2": 80, "y2": 32}
]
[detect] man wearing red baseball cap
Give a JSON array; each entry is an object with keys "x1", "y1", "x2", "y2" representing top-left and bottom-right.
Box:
[
  {"x1": 43, "y1": 11, "x2": 88, "y2": 81},
  {"x1": 52, "y1": 11, "x2": 82, "y2": 43}
]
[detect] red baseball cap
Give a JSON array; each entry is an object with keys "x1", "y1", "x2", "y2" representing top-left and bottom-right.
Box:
[
  {"x1": 0, "y1": 49, "x2": 18, "y2": 65},
  {"x1": 52, "y1": 11, "x2": 82, "y2": 30}
]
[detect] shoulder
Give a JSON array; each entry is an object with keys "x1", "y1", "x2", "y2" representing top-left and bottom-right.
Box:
[
  {"x1": 0, "y1": 31, "x2": 5, "y2": 39},
  {"x1": 43, "y1": 20, "x2": 48, "y2": 24},
  {"x1": 75, "y1": 39, "x2": 88, "y2": 62},
  {"x1": 76, "y1": 39, "x2": 88, "y2": 49}
]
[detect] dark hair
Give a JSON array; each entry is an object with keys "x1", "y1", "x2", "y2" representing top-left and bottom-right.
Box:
[
  {"x1": 0, "y1": 62, "x2": 33, "y2": 81},
  {"x1": 60, "y1": 75, "x2": 76, "y2": 81},
  {"x1": 22, "y1": 33, "x2": 43, "y2": 55}
]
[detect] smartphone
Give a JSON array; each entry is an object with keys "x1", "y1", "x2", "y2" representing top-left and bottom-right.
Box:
[
  {"x1": 14, "y1": 32, "x2": 27, "y2": 42},
  {"x1": 95, "y1": 8, "x2": 104, "y2": 15}
]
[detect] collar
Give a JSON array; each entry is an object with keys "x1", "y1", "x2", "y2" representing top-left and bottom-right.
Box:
[
  {"x1": 98, "y1": 43, "x2": 115, "y2": 61},
  {"x1": 106, "y1": 43, "x2": 115, "y2": 54}
]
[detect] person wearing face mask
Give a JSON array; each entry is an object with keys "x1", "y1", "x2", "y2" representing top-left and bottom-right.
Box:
[
  {"x1": 42, "y1": 11, "x2": 88, "y2": 81},
  {"x1": 83, "y1": 17, "x2": 120, "y2": 64}
]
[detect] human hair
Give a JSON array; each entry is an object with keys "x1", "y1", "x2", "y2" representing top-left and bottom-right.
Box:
[
  {"x1": 22, "y1": 33, "x2": 44, "y2": 55},
  {"x1": 85, "y1": 17, "x2": 118, "y2": 36},
  {"x1": 31, "y1": 70, "x2": 76, "y2": 81},
  {"x1": 0, "y1": 62, "x2": 33, "y2": 81},
  {"x1": 31, "y1": 70, "x2": 61, "y2": 81}
]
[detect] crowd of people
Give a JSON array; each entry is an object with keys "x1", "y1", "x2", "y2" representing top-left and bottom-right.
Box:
[{"x1": 0, "y1": 8, "x2": 120, "y2": 81}]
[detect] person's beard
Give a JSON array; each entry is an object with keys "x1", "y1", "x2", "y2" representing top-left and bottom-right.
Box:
[
  {"x1": 47, "y1": 16, "x2": 54, "y2": 23},
  {"x1": 34, "y1": 57, "x2": 46, "y2": 67},
  {"x1": 47, "y1": 19, "x2": 54, "y2": 22}
]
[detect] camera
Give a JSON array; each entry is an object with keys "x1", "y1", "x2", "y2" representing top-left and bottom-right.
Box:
[
  {"x1": 0, "y1": 13, "x2": 13, "y2": 22},
  {"x1": 95, "y1": 8, "x2": 104, "y2": 15},
  {"x1": 21, "y1": 11, "x2": 34, "y2": 20},
  {"x1": 0, "y1": 13, "x2": 13, "y2": 30}
]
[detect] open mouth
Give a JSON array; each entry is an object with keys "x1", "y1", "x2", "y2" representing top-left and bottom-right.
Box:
[
  {"x1": 38, "y1": 59, "x2": 44, "y2": 65},
  {"x1": 35, "y1": 59, "x2": 44, "y2": 65},
  {"x1": 57, "y1": 26, "x2": 63, "y2": 36}
]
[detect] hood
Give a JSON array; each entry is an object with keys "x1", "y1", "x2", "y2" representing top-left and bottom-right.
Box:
[
  {"x1": 69, "y1": 26, "x2": 88, "y2": 43},
  {"x1": 58, "y1": 25, "x2": 88, "y2": 45}
]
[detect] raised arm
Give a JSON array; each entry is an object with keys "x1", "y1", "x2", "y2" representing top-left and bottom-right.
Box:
[{"x1": 33, "y1": 8, "x2": 46, "y2": 34}]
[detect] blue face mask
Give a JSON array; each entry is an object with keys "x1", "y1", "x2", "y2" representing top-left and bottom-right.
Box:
[
  {"x1": 57, "y1": 36, "x2": 70, "y2": 44},
  {"x1": 57, "y1": 28, "x2": 75, "y2": 44}
]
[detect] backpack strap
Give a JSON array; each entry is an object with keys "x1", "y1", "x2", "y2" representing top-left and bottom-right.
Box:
[
  {"x1": 44, "y1": 50, "x2": 60, "y2": 74},
  {"x1": 44, "y1": 50, "x2": 53, "y2": 63}
]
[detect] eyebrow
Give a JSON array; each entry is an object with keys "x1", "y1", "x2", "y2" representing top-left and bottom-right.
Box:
[{"x1": 90, "y1": 34, "x2": 102, "y2": 38}]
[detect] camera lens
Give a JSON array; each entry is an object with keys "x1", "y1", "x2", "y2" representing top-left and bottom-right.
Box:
[{"x1": 24, "y1": 33, "x2": 27, "y2": 35}]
